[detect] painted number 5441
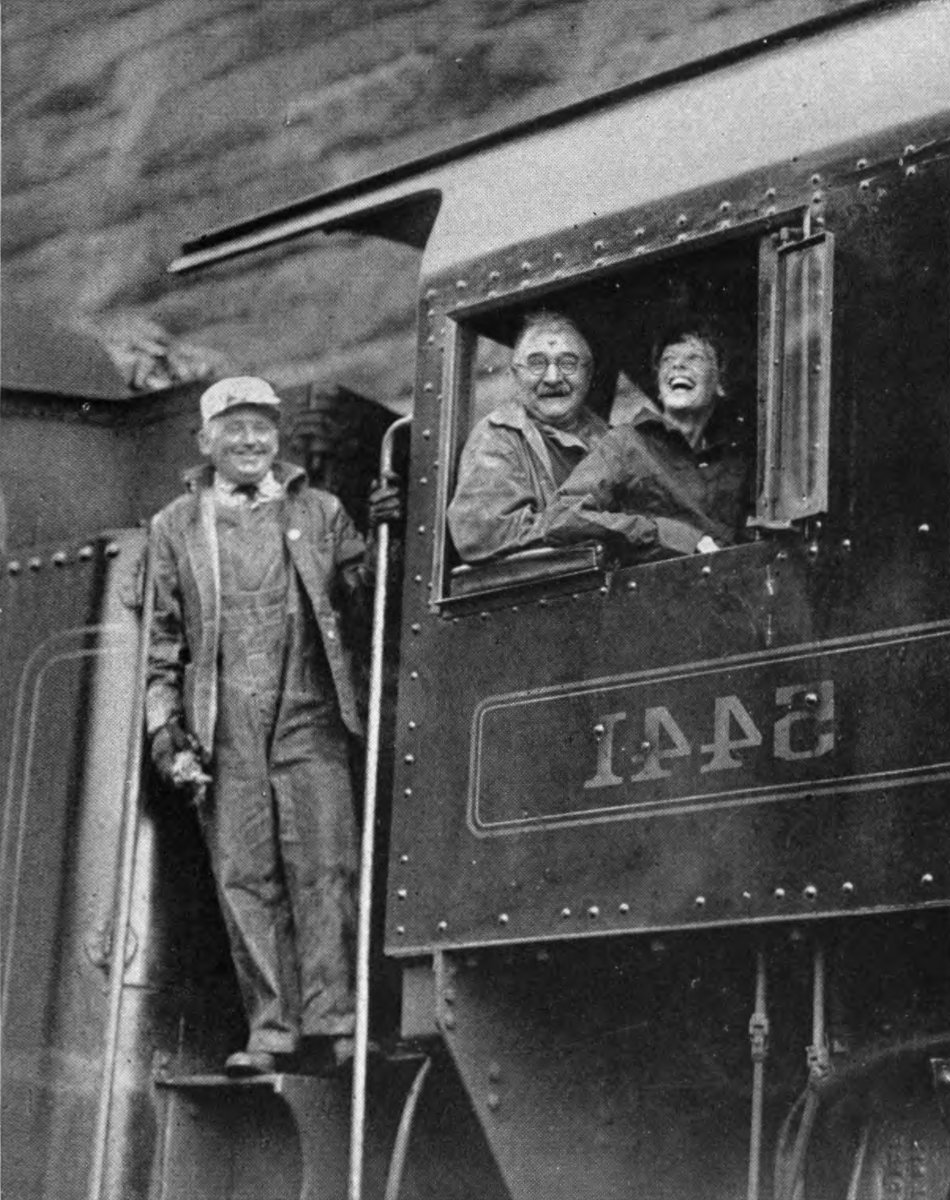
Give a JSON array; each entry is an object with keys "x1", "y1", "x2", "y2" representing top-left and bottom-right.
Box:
[{"x1": 583, "y1": 681, "x2": 835, "y2": 790}]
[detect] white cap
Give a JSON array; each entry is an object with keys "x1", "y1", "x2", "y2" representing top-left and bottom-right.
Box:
[{"x1": 199, "y1": 376, "x2": 281, "y2": 425}]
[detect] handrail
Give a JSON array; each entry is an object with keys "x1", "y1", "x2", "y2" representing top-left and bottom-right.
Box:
[{"x1": 349, "y1": 415, "x2": 412, "y2": 1200}]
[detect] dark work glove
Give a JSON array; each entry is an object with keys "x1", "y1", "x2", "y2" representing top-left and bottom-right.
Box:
[
  {"x1": 368, "y1": 473, "x2": 403, "y2": 529},
  {"x1": 151, "y1": 720, "x2": 211, "y2": 790}
]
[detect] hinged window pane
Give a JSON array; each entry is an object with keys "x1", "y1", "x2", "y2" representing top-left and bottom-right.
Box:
[{"x1": 753, "y1": 230, "x2": 834, "y2": 529}]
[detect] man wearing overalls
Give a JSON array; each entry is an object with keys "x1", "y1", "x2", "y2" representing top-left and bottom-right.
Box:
[{"x1": 146, "y1": 377, "x2": 390, "y2": 1076}]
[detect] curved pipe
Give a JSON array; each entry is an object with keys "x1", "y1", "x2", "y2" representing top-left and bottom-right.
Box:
[
  {"x1": 383, "y1": 1056, "x2": 432, "y2": 1200},
  {"x1": 87, "y1": 538, "x2": 154, "y2": 1200}
]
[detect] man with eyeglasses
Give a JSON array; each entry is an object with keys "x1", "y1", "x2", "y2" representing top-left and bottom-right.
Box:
[
  {"x1": 551, "y1": 322, "x2": 750, "y2": 559},
  {"x1": 448, "y1": 310, "x2": 608, "y2": 562}
]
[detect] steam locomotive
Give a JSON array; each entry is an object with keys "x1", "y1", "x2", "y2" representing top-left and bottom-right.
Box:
[{"x1": 4, "y1": 2, "x2": 950, "y2": 1197}]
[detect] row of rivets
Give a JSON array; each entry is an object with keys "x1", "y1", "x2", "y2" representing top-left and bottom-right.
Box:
[{"x1": 8, "y1": 544, "x2": 100, "y2": 573}]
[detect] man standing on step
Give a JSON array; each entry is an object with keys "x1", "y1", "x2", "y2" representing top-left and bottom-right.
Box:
[{"x1": 146, "y1": 376, "x2": 397, "y2": 1076}]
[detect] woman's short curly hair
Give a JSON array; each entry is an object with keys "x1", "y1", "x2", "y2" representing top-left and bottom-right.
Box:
[{"x1": 650, "y1": 318, "x2": 727, "y2": 388}]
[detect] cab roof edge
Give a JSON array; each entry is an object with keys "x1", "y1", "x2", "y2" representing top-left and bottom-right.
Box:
[{"x1": 168, "y1": 0, "x2": 904, "y2": 275}]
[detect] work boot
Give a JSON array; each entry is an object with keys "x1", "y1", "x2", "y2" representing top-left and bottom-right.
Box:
[{"x1": 224, "y1": 1049, "x2": 278, "y2": 1077}]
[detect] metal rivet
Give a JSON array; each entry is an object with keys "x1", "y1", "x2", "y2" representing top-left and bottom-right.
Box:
[
  {"x1": 8, "y1": 561, "x2": 22, "y2": 575},
  {"x1": 417, "y1": 524, "x2": 426, "y2": 535},
  {"x1": 804, "y1": 692, "x2": 819, "y2": 708},
  {"x1": 918, "y1": 523, "x2": 931, "y2": 534},
  {"x1": 78, "y1": 545, "x2": 93, "y2": 560},
  {"x1": 695, "y1": 896, "x2": 706, "y2": 908},
  {"x1": 423, "y1": 382, "x2": 434, "y2": 393},
  {"x1": 561, "y1": 907, "x2": 571, "y2": 919},
  {"x1": 414, "y1": 574, "x2": 423, "y2": 584},
  {"x1": 425, "y1": 288, "x2": 437, "y2": 300},
  {"x1": 774, "y1": 887, "x2": 786, "y2": 900},
  {"x1": 419, "y1": 476, "x2": 428, "y2": 485},
  {"x1": 742, "y1": 891, "x2": 752, "y2": 901},
  {"x1": 408, "y1": 720, "x2": 417, "y2": 730},
  {"x1": 106, "y1": 542, "x2": 120, "y2": 557},
  {"x1": 808, "y1": 542, "x2": 819, "y2": 556},
  {"x1": 841, "y1": 538, "x2": 852, "y2": 550},
  {"x1": 404, "y1": 753, "x2": 415, "y2": 764},
  {"x1": 593, "y1": 723, "x2": 605, "y2": 738},
  {"x1": 719, "y1": 200, "x2": 731, "y2": 213},
  {"x1": 627, "y1": 580, "x2": 637, "y2": 591},
  {"x1": 841, "y1": 881, "x2": 854, "y2": 895},
  {"x1": 399, "y1": 854, "x2": 409, "y2": 864},
  {"x1": 553, "y1": 251, "x2": 564, "y2": 263},
  {"x1": 599, "y1": 585, "x2": 608, "y2": 596},
  {"x1": 422, "y1": 429, "x2": 431, "y2": 440},
  {"x1": 701, "y1": 564, "x2": 712, "y2": 576},
  {"x1": 442, "y1": 1012, "x2": 456, "y2": 1030},
  {"x1": 437, "y1": 920, "x2": 448, "y2": 932},
  {"x1": 397, "y1": 889, "x2": 408, "y2": 900},
  {"x1": 456, "y1": 279, "x2": 467, "y2": 290},
  {"x1": 921, "y1": 873, "x2": 934, "y2": 886},
  {"x1": 521, "y1": 261, "x2": 532, "y2": 273},
  {"x1": 766, "y1": 187, "x2": 776, "y2": 198},
  {"x1": 404, "y1": 787, "x2": 413, "y2": 797},
  {"x1": 856, "y1": 158, "x2": 868, "y2": 169},
  {"x1": 859, "y1": 179, "x2": 871, "y2": 191},
  {"x1": 498, "y1": 913, "x2": 509, "y2": 925},
  {"x1": 410, "y1": 670, "x2": 419, "y2": 680},
  {"x1": 488, "y1": 270, "x2": 500, "y2": 282},
  {"x1": 396, "y1": 925, "x2": 406, "y2": 935},
  {"x1": 29, "y1": 557, "x2": 42, "y2": 571},
  {"x1": 905, "y1": 164, "x2": 918, "y2": 177},
  {"x1": 487, "y1": 1092, "x2": 501, "y2": 1111},
  {"x1": 811, "y1": 173, "x2": 822, "y2": 186},
  {"x1": 803, "y1": 884, "x2": 818, "y2": 901},
  {"x1": 488, "y1": 1062, "x2": 502, "y2": 1082},
  {"x1": 812, "y1": 191, "x2": 822, "y2": 204},
  {"x1": 593, "y1": 239, "x2": 605, "y2": 252},
  {"x1": 677, "y1": 213, "x2": 688, "y2": 227},
  {"x1": 52, "y1": 551, "x2": 68, "y2": 566},
  {"x1": 588, "y1": 905, "x2": 600, "y2": 919},
  {"x1": 618, "y1": 902, "x2": 630, "y2": 914},
  {"x1": 411, "y1": 623, "x2": 421, "y2": 633},
  {"x1": 640, "y1": 741, "x2": 651, "y2": 753}
]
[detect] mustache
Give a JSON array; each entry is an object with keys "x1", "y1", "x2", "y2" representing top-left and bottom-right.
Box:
[{"x1": 536, "y1": 381, "x2": 572, "y2": 396}]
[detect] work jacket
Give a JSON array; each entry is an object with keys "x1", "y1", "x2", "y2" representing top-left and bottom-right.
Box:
[
  {"x1": 553, "y1": 407, "x2": 751, "y2": 556},
  {"x1": 146, "y1": 461, "x2": 367, "y2": 754},
  {"x1": 447, "y1": 400, "x2": 608, "y2": 563}
]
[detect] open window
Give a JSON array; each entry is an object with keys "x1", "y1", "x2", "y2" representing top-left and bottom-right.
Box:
[{"x1": 433, "y1": 217, "x2": 833, "y2": 605}]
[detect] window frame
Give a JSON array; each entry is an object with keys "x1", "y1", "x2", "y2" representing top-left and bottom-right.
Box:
[{"x1": 430, "y1": 208, "x2": 826, "y2": 610}]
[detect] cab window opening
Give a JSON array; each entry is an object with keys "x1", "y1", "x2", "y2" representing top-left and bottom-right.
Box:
[{"x1": 438, "y1": 227, "x2": 818, "y2": 601}]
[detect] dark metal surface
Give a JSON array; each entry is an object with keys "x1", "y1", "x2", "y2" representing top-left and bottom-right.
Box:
[{"x1": 386, "y1": 130, "x2": 950, "y2": 956}]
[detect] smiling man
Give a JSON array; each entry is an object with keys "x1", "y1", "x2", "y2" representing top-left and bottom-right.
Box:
[
  {"x1": 146, "y1": 376, "x2": 390, "y2": 1076},
  {"x1": 550, "y1": 322, "x2": 751, "y2": 559},
  {"x1": 447, "y1": 311, "x2": 608, "y2": 562}
]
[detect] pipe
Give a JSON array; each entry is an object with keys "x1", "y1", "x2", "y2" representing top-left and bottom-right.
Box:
[
  {"x1": 349, "y1": 415, "x2": 412, "y2": 1200},
  {"x1": 87, "y1": 535, "x2": 154, "y2": 1200},
  {"x1": 747, "y1": 948, "x2": 768, "y2": 1200},
  {"x1": 383, "y1": 1056, "x2": 432, "y2": 1200}
]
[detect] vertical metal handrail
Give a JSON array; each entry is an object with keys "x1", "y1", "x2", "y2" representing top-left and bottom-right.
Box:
[
  {"x1": 87, "y1": 537, "x2": 154, "y2": 1200},
  {"x1": 349, "y1": 414, "x2": 412, "y2": 1200},
  {"x1": 747, "y1": 948, "x2": 768, "y2": 1200}
]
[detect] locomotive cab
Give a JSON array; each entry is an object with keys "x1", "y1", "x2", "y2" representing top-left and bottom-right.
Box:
[{"x1": 5, "y1": 3, "x2": 950, "y2": 1199}]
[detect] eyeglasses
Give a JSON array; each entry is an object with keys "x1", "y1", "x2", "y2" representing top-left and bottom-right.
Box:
[{"x1": 513, "y1": 353, "x2": 590, "y2": 378}]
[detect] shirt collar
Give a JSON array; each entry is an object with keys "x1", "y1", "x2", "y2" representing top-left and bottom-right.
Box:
[
  {"x1": 632, "y1": 405, "x2": 742, "y2": 453},
  {"x1": 213, "y1": 470, "x2": 284, "y2": 507},
  {"x1": 488, "y1": 400, "x2": 607, "y2": 446}
]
